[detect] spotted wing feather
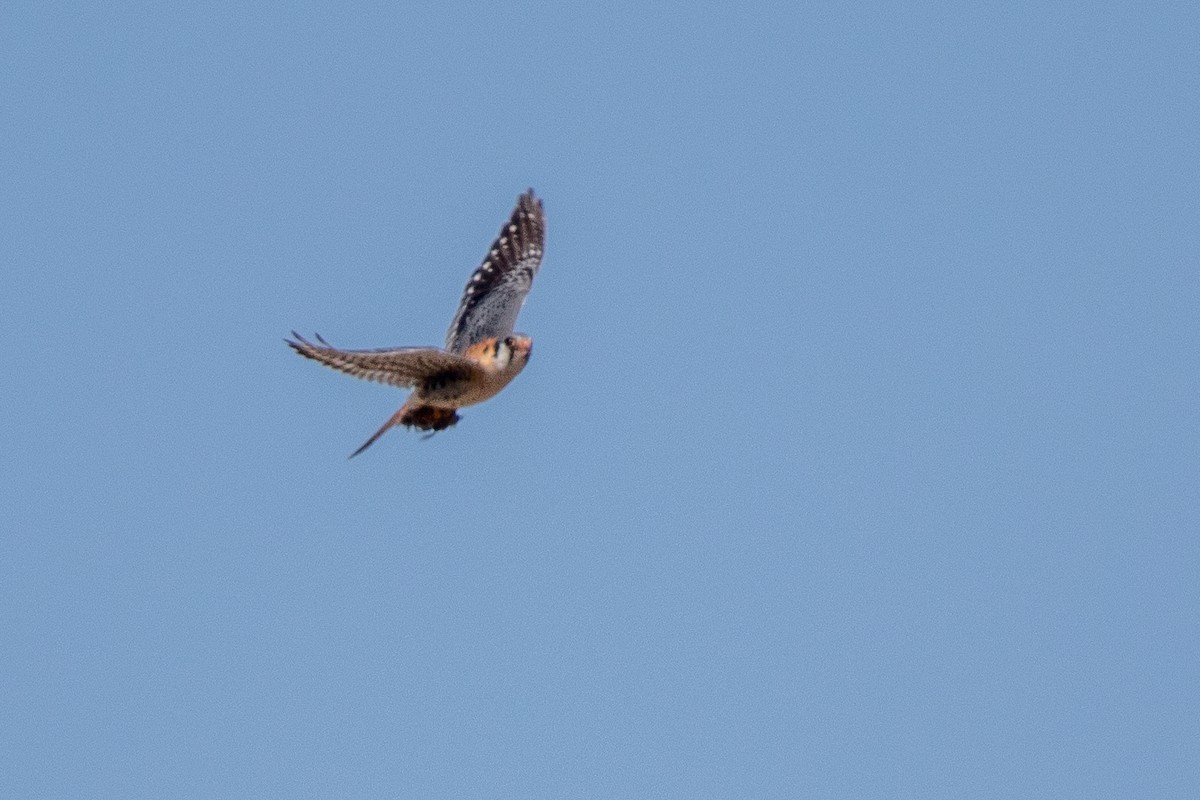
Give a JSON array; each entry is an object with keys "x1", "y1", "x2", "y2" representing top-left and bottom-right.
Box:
[
  {"x1": 445, "y1": 189, "x2": 545, "y2": 353},
  {"x1": 286, "y1": 333, "x2": 479, "y2": 389}
]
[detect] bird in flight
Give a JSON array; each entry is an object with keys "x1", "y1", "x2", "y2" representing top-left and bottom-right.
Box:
[{"x1": 288, "y1": 189, "x2": 545, "y2": 457}]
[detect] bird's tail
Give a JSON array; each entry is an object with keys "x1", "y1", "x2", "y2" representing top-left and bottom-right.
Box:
[
  {"x1": 349, "y1": 402, "x2": 460, "y2": 458},
  {"x1": 349, "y1": 408, "x2": 406, "y2": 458}
]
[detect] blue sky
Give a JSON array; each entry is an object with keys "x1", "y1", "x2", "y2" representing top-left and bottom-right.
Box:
[{"x1": 3, "y1": 2, "x2": 1197, "y2": 796}]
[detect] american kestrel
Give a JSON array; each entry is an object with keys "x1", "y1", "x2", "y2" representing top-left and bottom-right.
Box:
[{"x1": 288, "y1": 189, "x2": 545, "y2": 457}]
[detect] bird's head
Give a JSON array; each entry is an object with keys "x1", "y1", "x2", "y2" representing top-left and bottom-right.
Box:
[
  {"x1": 501, "y1": 334, "x2": 533, "y2": 369},
  {"x1": 466, "y1": 335, "x2": 533, "y2": 371}
]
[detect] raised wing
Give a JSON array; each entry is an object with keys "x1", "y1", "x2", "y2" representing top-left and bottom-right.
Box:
[
  {"x1": 286, "y1": 333, "x2": 479, "y2": 389},
  {"x1": 445, "y1": 189, "x2": 545, "y2": 353}
]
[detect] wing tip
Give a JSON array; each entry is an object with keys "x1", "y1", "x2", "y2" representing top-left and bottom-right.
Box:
[
  {"x1": 286, "y1": 331, "x2": 334, "y2": 354},
  {"x1": 518, "y1": 188, "x2": 543, "y2": 216}
]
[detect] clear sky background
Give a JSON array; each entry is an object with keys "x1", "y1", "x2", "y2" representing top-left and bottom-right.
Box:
[{"x1": 3, "y1": 2, "x2": 1197, "y2": 797}]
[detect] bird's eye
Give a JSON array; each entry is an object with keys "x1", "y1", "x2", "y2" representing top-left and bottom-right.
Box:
[{"x1": 504, "y1": 337, "x2": 515, "y2": 348}]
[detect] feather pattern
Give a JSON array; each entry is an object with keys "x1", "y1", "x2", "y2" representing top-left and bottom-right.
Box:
[
  {"x1": 286, "y1": 332, "x2": 481, "y2": 389},
  {"x1": 445, "y1": 189, "x2": 545, "y2": 353}
]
